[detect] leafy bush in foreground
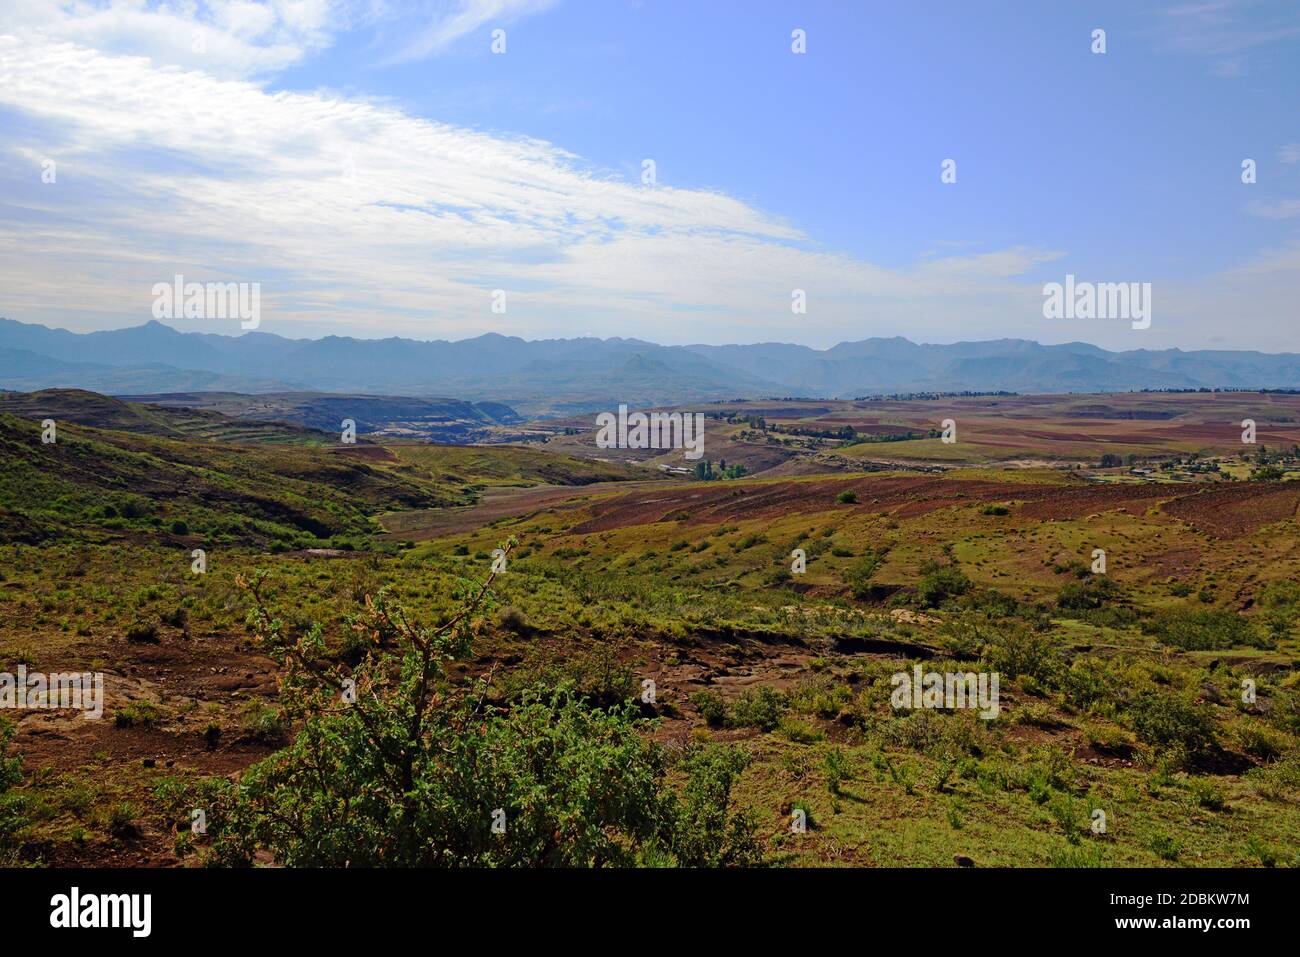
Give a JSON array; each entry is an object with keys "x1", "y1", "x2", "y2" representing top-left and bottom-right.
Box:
[{"x1": 165, "y1": 551, "x2": 759, "y2": 867}]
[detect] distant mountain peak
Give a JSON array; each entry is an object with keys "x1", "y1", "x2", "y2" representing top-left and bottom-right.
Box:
[{"x1": 0, "y1": 317, "x2": 1298, "y2": 415}]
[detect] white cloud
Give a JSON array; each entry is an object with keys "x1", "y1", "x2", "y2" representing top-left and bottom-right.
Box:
[
  {"x1": 0, "y1": 1, "x2": 534, "y2": 79},
  {"x1": 0, "y1": 27, "x2": 1293, "y2": 353},
  {"x1": 0, "y1": 31, "x2": 1073, "y2": 348},
  {"x1": 385, "y1": 0, "x2": 559, "y2": 64},
  {"x1": 0, "y1": 0, "x2": 350, "y2": 79}
]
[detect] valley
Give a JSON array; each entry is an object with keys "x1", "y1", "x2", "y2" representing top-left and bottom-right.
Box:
[{"x1": 1, "y1": 388, "x2": 1297, "y2": 868}]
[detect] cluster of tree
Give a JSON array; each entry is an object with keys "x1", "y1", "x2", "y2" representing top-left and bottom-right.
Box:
[
  {"x1": 759, "y1": 423, "x2": 930, "y2": 445},
  {"x1": 853, "y1": 390, "x2": 1016, "y2": 401},
  {"x1": 767, "y1": 423, "x2": 859, "y2": 441},
  {"x1": 1137, "y1": 387, "x2": 1300, "y2": 395},
  {"x1": 1252, "y1": 444, "x2": 1300, "y2": 466},
  {"x1": 692, "y1": 459, "x2": 748, "y2": 481}
]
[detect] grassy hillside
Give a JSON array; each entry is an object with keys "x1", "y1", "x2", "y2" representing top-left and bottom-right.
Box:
[
  {"x1": 0, "y1": 399, "x2": 1297, "y2": 868},
  {"x1": 0, "y1": 401, "x2": 638, "y2": 549},
  {"x1": 0, "y1": 389, "x2": 332, "y2": 444}
]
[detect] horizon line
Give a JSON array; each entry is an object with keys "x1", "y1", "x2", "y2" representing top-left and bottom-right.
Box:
[{"x1": 1, "y1": 316, "x2": 1294, "y2": 358}]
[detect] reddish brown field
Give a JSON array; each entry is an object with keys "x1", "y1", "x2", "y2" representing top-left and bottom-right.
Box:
[
  {"x1": 541, "y1": 474, "x2": 1300, "y2": 538},
  {"x1": 777, "y1": 393, "x2": 1300, "y2": 461}
]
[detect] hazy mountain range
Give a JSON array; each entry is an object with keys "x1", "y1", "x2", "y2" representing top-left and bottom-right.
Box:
[{"x1": 3, "y1": 318, "x2": 1300, "y2": 415}]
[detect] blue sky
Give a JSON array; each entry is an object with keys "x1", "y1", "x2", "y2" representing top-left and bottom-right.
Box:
[
  {"x1": 0, "y1": 1, "x2": 1297, "y2": 350},
  {"x1": 285, "y1": 1, "x2": 1299, "y2": 277}
]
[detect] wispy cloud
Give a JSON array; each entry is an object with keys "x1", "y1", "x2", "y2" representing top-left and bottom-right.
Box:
[
  {"x1": 384, "y1": 0, "x2": 560, "y2": 64},
  {"x1": 0, "y1": 11, "x2": 1294, "y2": 351},
  {"x1": 1246, "y1": 198, "x2": 1300, "y2": 219},
  {"x1": 0, "y1": 1, "x2": 542, "y2": 79},
  {"x1": 0, "y1": 0, "x2": 358, "y2": 80},
  {"x1": 1151, "y1": 0, "x2": 1300, "y2": 77},
  {"x1": 0, "y1": 31, "x2": 1071, "y2": 347}
]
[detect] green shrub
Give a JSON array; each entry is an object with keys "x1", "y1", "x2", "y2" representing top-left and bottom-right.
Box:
[
  {"x1": 114, "y1": 701, "x2": 163, "y2": 729},
  {"x1": 984, "y1": 624, "x2": 1062, "y2": 684},
  {"x1": 125, "y1": 618, "x2": 160, "y2": 644},
  {"x1": 240, "y1": 703, "x2": 287, "y2": 744},
  {"x1": 1128, "y1": 692, "x2": 1216, "y2": 755},
  {"x1": 844, "y1": 550, "x2": 885, "y2": 600},
  {"x1": 916, "y1": 563, "x2": 971, "y2": 608},
  {"x1": 1235, "y1": 721, "x2": 1286, "y2": 762},
  {"x1": 693, "y1": 690, "x2": 728, "y2": 728},
  {"x1": 836, "y1": 490, "x2": 858, "y2": 504},
  {"x1": 1143, "y1": 608, "x2": 1266, "y2": 651},
  {"x1": 104, "y1": 802, "x2": 140, "y2": 840},
  {"x1": 1188, "y1": 778, "x2": 1226, "y2": 811},
  {"x1": 1057, "y1": 576, "x2": 1120, "y2": 611},
  {"x1": 823, "y1": 746, "x2": 849, "y2": 795},
  {"x1": 0, "y1": 721, "x2": 25, "y2": 862},
  {"x1": 1050, "y1": 843, "x2": 1104, "y2": 867},
  {"x1": 668, "y1": 745, "x2": 763, "y2": 867},
  {"x1": 1062, "y1": 657, "x2": 1116, "y2": 711},
  {"x1": 729, "y1": 686, "x2": 785, "y2": 731},
  {"x1": 1048, "y1": 794, "x2": 1084, "y2": 844},
  {"x1": 1149, "y1": 832, "x2": 1180, "y2": 861},
  {"x1": 1246, "y1": 834, "x2": 1279, "y2": 867},
  {"x1": 778, "y1": 718, "x2": 823, "y2": 744}
]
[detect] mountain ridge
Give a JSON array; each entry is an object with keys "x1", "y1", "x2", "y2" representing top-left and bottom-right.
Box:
[{"x1": 2, "y1": 317, "x2": 1298, "y2": 415}]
